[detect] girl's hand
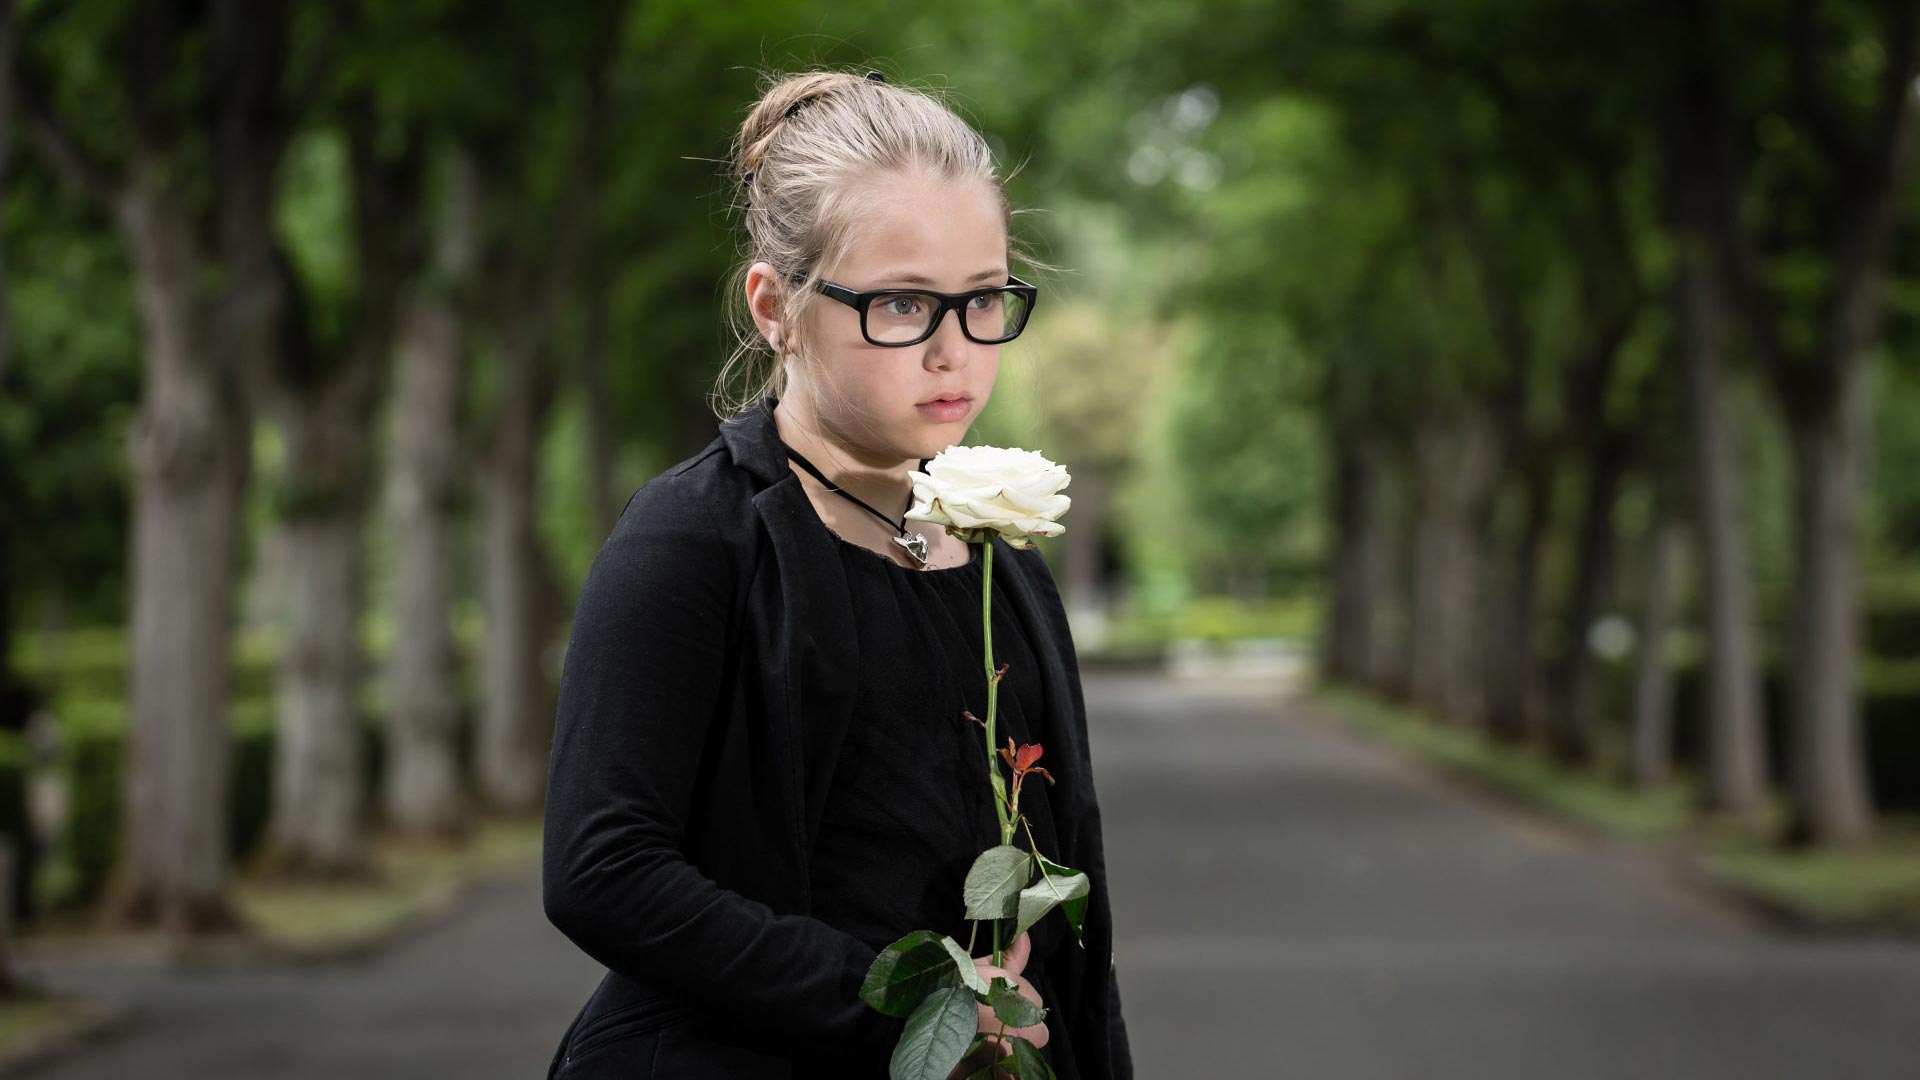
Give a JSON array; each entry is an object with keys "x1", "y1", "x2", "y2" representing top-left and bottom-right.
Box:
[{"x1": 945, "y1": 931, "x2": 1049, "y2": 1079}]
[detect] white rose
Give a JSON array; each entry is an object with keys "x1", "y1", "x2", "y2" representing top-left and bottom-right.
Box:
[{"x1": 905, "y1": 445, "x2": 1071, "y2": 550}]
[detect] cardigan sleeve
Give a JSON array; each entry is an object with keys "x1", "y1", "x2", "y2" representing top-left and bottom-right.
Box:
[{"x1": 541, "y1": 477, "x2": 906, "y2": 1064}]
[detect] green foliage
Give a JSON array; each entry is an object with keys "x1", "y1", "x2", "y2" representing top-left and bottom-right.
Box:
[
  {"x1": 983, "y1": 975, "x2": 1047, "y2": 1029},
  {"x1": 1015, "y1": 855, "x2": 1088, "y2": 944},
  {"x1": 1, "y1": 169, "x2": 139, "y2": 623},
  {"x1": 961, "y1": 844, "x2": 1031, "y2": 921},
  {"x1": 890, "y1": 985, "x2": 978, "y2": 1080},
  {"x1": 1005, "y1": 1034, "x2": 1055, "y2": 1080},
  {"x1": 860, "y1": 931, "x2": 968, "y2": 1018}
]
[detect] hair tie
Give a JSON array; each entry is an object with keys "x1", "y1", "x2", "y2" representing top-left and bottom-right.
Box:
[
  {"x1": 865, "y1": 70, "x2": 886, "y2": 83},
  {"x1": 784, "y1": 97, "x2": 812, "y2": 119}
]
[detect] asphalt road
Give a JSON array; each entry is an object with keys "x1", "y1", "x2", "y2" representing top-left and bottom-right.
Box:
[
  {"x1": 1090, "y1": 669, "x2": 1920, "y2": 1079},
  {"x1": 16, "y1": 668, "x2": 1920, "y2": 1078}
]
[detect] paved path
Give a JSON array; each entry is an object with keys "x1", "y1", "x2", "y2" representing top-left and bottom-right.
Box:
[
  {"x1": 15, "y1": 670, "x2": 1920, "y2": 1078},
  {"x1": 1090, "y1": 670, "x2": 1920, "y2": 1079},
  {"x1": 14, "y1": 870, "x2": 603, "y2": 1078}
]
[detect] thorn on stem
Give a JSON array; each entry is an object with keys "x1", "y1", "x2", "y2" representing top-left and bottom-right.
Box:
[{"x1": 989, "y1": 661, "x2": 1010, "y2": 685}]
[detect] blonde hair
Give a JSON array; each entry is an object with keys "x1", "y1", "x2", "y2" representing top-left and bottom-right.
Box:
[{"x1": 709, "y1": 67, "x2": 1037, "y2": 420}]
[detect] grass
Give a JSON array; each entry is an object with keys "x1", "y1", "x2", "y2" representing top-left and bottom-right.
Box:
[
  {"x1": 1316, "y1": 685, "x2": 1920, "y2": 930},
  {"x1": 1699, "y1": 825, "x2": 1920, "y2": 928},
  {"x1": 20, "y1": 813, "x2": 544, "y2": 958},
  {"x1": 1323, "y1": 686, "x2": 1699, "y2": 837},
  {"x1": 1097, "y1": 594, "x2": 1322, "y2": 656},
  {"x1": 0, "y1": 992, "x2": 115, "y2": 1068},
  {"x1": 232, "y1": 815, "x2": 545, "y2": 953}
]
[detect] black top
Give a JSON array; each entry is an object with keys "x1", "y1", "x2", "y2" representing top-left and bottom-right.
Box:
[
  {"x1": 808, "y1": 530, "x2": 1072, "y2": 1074},
  {"x1": 543, "y1": 396, "x2": 1131, "y2": 1080}
]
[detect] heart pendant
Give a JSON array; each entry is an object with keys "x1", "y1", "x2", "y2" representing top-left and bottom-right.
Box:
[{"x1": 892, "y1": 532, "x2": 929, "y2": 565}]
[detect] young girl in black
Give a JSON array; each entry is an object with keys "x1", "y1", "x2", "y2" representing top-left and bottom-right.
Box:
[{"x1": 542, "y1": 68, "x2": 1133, "y2": 1080}]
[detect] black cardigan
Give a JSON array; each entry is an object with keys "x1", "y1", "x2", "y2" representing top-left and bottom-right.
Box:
[{"x1": 541, "y1": 396, "x2": 1133, "y2": 1078}]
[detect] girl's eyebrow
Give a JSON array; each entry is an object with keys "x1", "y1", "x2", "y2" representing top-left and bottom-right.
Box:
[{"x1": 882, "y1": 269, "x2": 1008, "y2": 288}]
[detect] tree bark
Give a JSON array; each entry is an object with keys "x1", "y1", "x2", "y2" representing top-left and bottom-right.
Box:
[
  {"x1": 1324, "y1": 434, "x2": 1383, "y2": 685},
  {"x1": 1781, "y1": 374, "x2": 1875, "y2": 845},
  {"x1": 19, "y1": 0, "x2": 308, "y2": 931},
  {"x1": 108, "y1": 173, "x2": 246, "y2": 932},
  {"x1": 1675, "y1": 244, "x2": 1769, "y2": 821},
  {"x1": 1681, "y1": 0, "x2": 1917, "y2": 846},
  {"x1": 581, "y1": 275, "x2": 618, "y2": 543},
  {"x1": 262, "y1": 484, "x2": 372, "y2": 878},
  {"x1": 262, "y1": 102, "x2": 424, "y2": 876},
  {"x1": 1369, "y1": 458, "x2": 1414, "y2": 698},
  {"x1": 381, "y1": 149, "x2": 477, "y2": 842},
  {"x1": 1406, "y1": 414, "x2": 1495, "y2": 723},
  {"x1": 259, "y1": 353, "x2": 383, "y2": 879},
  {"x1": 1061, "y1": 465, "x2": 1111, "y2": 624},
  {"x1": 476, "y1": 334, "x2": 557, "y2": 814},
  {"x1": 1630, "y1": 499, "x2": 1684, "y2": 790},
  {"x1": 1482, "y1": 465, "x2": 1551, "y2": 744},
  {"x1": 1547, "y1": 433, "x2": 1629, "y2": 765}
]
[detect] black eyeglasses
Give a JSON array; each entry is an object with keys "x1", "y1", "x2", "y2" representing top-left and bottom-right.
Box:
[{"x1": 789, "y1": 271, "x2": 1038, "y2": 347}]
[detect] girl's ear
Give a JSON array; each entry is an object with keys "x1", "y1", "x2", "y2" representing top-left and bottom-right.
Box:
[{"x1": 745, "y1": 261, "x2": 784, "y2": 349}]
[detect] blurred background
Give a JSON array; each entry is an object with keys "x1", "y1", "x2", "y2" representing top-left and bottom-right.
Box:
[{"x1": 1, "y1": 0, "x2": 1918, "y2": 1076}]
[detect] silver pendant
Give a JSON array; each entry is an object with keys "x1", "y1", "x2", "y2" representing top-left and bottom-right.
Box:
[{"x1": 892, "y1": 531, "x2": 929, "y2": 565}]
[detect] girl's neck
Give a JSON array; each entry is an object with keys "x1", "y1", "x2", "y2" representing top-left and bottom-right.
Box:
[{"x1": 773, "y1": 396, "x2": 916, "y2": 523}]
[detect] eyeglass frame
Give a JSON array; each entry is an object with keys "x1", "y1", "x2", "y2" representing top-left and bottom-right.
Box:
[{"x1": 786, "y1": 269, "x2": 1038, "y2": 347}]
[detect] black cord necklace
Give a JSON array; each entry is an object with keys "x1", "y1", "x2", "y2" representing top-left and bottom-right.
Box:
[{"x1": 784, "y1": 445, "x2": 932, "y2": 566}]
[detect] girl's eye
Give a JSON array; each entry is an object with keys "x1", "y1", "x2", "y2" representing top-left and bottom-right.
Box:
[
  {"x1": 968, "y1": 292, "x2": 1000, "y2": 311},
  {"x1": 881, "y1": 296, "x2": 923, "y2": 317}
]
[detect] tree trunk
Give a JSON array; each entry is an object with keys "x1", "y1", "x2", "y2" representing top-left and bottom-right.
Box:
[
  {"x1": 1482, "y1": 465, "x2": 1551, "y2": 744},
  {"x1": 1368, "y1": 459, "x2": 1414, "y2": 698},
  {"x1": 261, "y1": 490, "x2": 372, "y2": 877},
  {"x1": 383, "y1": 291, "x2": 471, "y2": 839},
  {"x1": 1061, "y1": 464, "x2": 1111, "y2": 631},
  {"x1": 1407, "y1": 415, "x2": 1495, "y2": 723},
  {"x1": 477, "y1": 338, "x2": 555, "y2": 813},
  {"x1": 1781, "y1": 370, "x2": 1874, "y2": 846},
  {"x1": 1324, "y1": 435, "x2": 1383, "y2": 685},
  {"x1": 1676, "y1": 247, "x2": 1770, "y2": 821},
  {"x1": 259, "y1": 353, "x2": 381, "y2": 878},
  {"x1": 581, "y1": 277, "x2": 618, "y2": 543},
  {"x1": 1547, "y1": 435, "x2": 1628, "y2": 765},
  {"x1": 0, "y1": 0, "x2": 12, "y2": 385},
  {"x1": 1630, "y1": 501, "x2": 1683, "y2": 790},
  {"x1": 106, "y1": 176, "x2": 245, "y2": 932},
  {"x1": 381, "y1": 152, "x2": 476, "y2": 841}
]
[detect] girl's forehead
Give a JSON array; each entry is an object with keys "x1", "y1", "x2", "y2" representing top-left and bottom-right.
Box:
[{"x1": 835, "y1": 175, "x2": 1007, "y2": 285}]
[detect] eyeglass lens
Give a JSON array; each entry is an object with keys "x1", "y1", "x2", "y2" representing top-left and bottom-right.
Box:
[{"x1": 866, "y1": 289, "x2": 1032, "y2": 344}]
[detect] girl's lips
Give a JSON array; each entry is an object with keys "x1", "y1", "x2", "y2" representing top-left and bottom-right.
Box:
[{"x1": 915, "y1": 397, "x2": 972, "y2": 422}]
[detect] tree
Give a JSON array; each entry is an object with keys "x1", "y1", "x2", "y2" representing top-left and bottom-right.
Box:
[
  {"x1": 15, "y1": 0, "x2": 327, "y2": 930},
  {"x1": 1681, "y1": 0, "x2": 1919, "y2": 844}
]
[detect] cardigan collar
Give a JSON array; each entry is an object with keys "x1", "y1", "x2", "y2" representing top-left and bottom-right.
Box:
[{"x1": 717, "y1": 395, "x2": 790, "y2": 487}]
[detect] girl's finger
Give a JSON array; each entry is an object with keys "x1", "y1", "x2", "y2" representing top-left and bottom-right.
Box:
[{"x1": 1003, "y1": 930, "x2": 1030, "y2": 975}]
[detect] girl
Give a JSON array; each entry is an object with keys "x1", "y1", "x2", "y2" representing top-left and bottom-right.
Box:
[{"x1": 542, "y1": 68, "x2": 1133, "y2": 1079}]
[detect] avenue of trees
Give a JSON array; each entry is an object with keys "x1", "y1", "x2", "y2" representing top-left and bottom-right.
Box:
[{"x1": 0, "y1": 0, "x2": 1914, "y2": 947}]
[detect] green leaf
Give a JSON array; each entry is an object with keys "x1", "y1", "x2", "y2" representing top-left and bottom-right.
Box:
[
  {"x1": 1031, "y1": 854, "x2": 1091, "y2": 945},
  {"x1": 863, "y1": 931, "x2": 963, "y2": 1017},
  {"x1": 964, "y1": 845, "x2": 1034, "y2": 920},
  {"x1": 941, "y1": 935, "x2": 992, "y2": 994},
  {"x1": 890, "y1": 985, "x2": 979, "y2": 1080},
  {"x1": 982, "y1": 975, "x2": 1047, "y2": 1028},
  {"x1": 1013, "y1": 866, "x2": 1090, "y2": 942},
  {"x1": 1004, "y1": 1033, "x2": 1056, "y2": 1079}
]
